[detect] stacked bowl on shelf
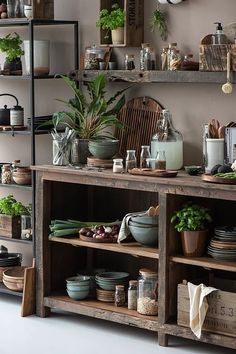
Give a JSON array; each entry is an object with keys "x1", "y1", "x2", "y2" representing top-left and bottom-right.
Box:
[
  {"x1": 66, "y1": 275, "x2": 90, "y2": 300},
  {"x1": 128, "y1": 215, "x2": 159, "y2": 246},
  {"x1": 2, "y1": 266, "x2": 26, "y2": 291}
]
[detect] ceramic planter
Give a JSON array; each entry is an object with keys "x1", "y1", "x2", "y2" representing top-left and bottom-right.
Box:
[
  {"x1": 180, "y1": 230, "x2": 208, "y2": 257},
  {"x1": 111, "y1": 27, "x2": 124, "y2": 45}
]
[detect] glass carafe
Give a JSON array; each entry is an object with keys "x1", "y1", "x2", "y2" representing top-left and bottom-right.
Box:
[{"x1": 151, "y1": 109, "x2": 183, "y2": 170}]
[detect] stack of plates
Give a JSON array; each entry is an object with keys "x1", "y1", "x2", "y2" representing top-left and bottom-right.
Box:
[
  {"x1": 208, "y1": 226, "x2": 236, "y2": 261},
  {"x1": 96, "y1": 288, "x2": 115, "y2": 302},
  {"x1": 95, "y1": 272, "x2": 129, "y2": 291}
]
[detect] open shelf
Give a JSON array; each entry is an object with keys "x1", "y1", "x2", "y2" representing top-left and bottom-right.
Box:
[
  {"x1": 170, "y1": 255, "x2": 236, "y2": 272},
  {"x1": 0, "y1": 236, "x2": 32, "y2": 244},
  {"x1": 0, "y1": 282, "x2": 23, "y2": 297},
  {"x1": 0, "y1": 18, "x2": 79, "y2": 27},
  {"x1": 49, "y1": 236, "x2": 159, "y2": 259},
  {"x1": 44, "y1": 293, "x2": 159, "y2": 331},
  {"x1": 0, "y1": 183, "x2": 32, "y2": 190}
]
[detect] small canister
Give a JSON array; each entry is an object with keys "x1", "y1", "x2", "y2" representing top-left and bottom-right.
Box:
[
  {"x1": 137, "y1": 268, "x2": 158, "y2": 316},
  {"x1": 113, "y1": 158, "x2": 124, "y2": 173},
  {"x1": 128, "y1": 280, "x2": 138, "y2": 310},
  {"x1": 10, "y1": 105, "x2": 24, "y2": 126},
  {"x1": 114, "y1": 284, "x2": 126, "y2": 307},
  {"x1": 2, "y1": 164, "x2": 12, "y2": 184}
]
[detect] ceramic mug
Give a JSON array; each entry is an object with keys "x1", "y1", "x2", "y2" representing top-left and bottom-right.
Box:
[{"x1": 24, "y1": 5, "x2": 33, "y2": 19}]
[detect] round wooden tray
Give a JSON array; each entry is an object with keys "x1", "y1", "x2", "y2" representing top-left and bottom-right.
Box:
[
  {"x1": 201, "y1": 174, "x2": 236, "y2": 185},
  {"x1": 79, "y1": 234, "x2": 118, "y2": 243}
]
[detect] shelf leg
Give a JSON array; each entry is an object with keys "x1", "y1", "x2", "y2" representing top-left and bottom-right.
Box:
[{"x1": 158, "y1": 333, "x2": 169, "y2": 347}]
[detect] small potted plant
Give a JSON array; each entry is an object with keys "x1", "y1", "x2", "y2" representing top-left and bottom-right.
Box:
[
  {"x1": 0, "y1": 194, "x2": 30, "y2": 239},
  {"x1": 96, "y1": 3, "x2": 125, "y2": 45},
  {"x1": 0, "y1": 32, "x2": 24, "y2": 75},
  {"x1": 171, "y1": 202, "x2": 212, "y2": 257}
]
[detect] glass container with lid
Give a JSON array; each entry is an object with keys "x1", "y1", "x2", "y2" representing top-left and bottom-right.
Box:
[
  {"x1": 84, "y1": 45, "x2": 107, "y2": 70},
  {"x1": 151, "y1": 109, "x2": 183, "y2": 170},
  {"x1": 125, "y1": 150, "x2": 137, "y2": 172},
  {"x1": 137, "y1": 268, "x2": 158, "y2": 316}
]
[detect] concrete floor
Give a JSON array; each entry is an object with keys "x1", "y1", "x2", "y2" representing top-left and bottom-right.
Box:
[{"x1": 0, "y1": 294, "x2": 235, "y2": 354}]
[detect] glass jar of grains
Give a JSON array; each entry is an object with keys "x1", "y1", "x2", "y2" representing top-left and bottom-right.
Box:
[
  {"x1": 2, "y1": 164, "x2": 12, "y2": 184},
  {"x1": 137, "y1": 268, "x2": 158, "y2": 316},
  {"x1": 115, "y1": 285, "x2": 126, "y2": 307}
]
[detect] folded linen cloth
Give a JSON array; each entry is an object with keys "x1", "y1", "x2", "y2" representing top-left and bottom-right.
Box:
[
  {"x1": 187, "y1": 282, "x2": 217, "y2": 339},
  {"x1": 117, "y1": 211, "x2": 147, "y2": 243}
]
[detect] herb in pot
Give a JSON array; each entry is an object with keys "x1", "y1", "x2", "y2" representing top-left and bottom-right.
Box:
[{"x1": 150, "y1": 6, "x2": 168, "y2": 41}]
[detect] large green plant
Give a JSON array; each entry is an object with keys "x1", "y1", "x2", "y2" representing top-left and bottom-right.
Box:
[
  {"x1": 96, "y1": 3, "x2": 125, "y2": 33},
  {"x1": 0, "y1": 195, "x2": 30, "y2": 216},
  {"x1": 53, "y1": 73, "x2": 128, "y2": 140},
  {"x1": 171, "y1": 202, "x2": 212, "y2": 232},
  {"x1": 0, "y1": 33, "x2": 24, "y2": 63}
]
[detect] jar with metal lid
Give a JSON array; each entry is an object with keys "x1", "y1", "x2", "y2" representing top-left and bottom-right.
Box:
[
  {"x1": 140, "y1": 145, "x2": 151, "y2": 169},
  {"x1": 128, "y1": 280, "x2": 138, "y2": 310},
  {"x1": 10, "y1": 105, "x2": 24, "y2": 126},
  {"x1": 124, "y1": 54, "x2": 135, "y2": 70},
  {"x1": 125, "y1": 150, "x2": 137, "y2": 172},
  {"x1": 2, "y1": 164, "x2": 12, "y2": 184},
  {"x1": 137, "y1": 268, "x2": 158, "y2": 316},
  {"x1": 151, "y1": 109, "x2": 183, "y2": 170},
  {"x1": 113, "y1": 158, "x2": 124, "y2": 173},
  {"x1": 115, "y1": 285, "x2": 126, "y2": 307},
  {"x1": 84, "y1": 45, "x2": 106, "y2": 70}
]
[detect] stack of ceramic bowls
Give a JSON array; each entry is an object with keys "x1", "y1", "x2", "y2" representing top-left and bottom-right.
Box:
[
  {"x1": 95, "y1": 271, "x2": 129, "y2": 291},
  {"x1": 77, "y1": 268, "x2": 106, "y2": 297},
  {"x1": 128, "y1": 215, "x2": 159, "y2": 246},
  {"x1": 66, "y1": 275, "x2": 90, "y2": 300}
]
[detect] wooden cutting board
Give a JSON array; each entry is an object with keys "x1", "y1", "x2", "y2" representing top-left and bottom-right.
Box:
[
  {"x1": 128, "y1": 168, "x2": 178, "y2": 178},
  {"x1": 87, "y1": 157, "x2": 113, "y2": 169},
  {"x1": 21, "y1": 258, "x2": 36, "y2": 317}
]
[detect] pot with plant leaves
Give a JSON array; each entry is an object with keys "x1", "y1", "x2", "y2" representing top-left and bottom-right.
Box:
[
  {"x1": 0, "y1": 33, "x2": 24, "y2": 75},
  {"x1": 96, "y1": 3, "x2": 125, "y2": 45},
  {"x1": 171, "y1": 202, "x2": 212, "y2": 257},
  {"x1": 51, "y1": 73, "x2": 128, "y2": 164}
]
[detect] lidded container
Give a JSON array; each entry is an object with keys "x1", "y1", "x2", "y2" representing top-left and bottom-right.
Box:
[
  {"x1": 140, "y1": 145, "x2": 151, "y2": 168},
  {"x1": 151, "y1": 109, "x2": 183, "y2": 170},
  {"x1": 125, "y1": 150, "x2": 137, "y2": 172},
  {"x1": 84, "y1": 45, "x2": 106, "y2": 70},
  {"x1": 115, "y1": 284, "x2": 126, "y2": 307},
  {"x1": 128, "y1": 280, "x2": 138, "y2": 310},
  {"x1": 113, "y1": 158, "x2": 124, "y2": 173},
  {"x1": 2, "y1": 164, "x2": 12, "y2": 184},
  {"x1": 137, "y1": 268, "x2": 158, "y2": 316}
]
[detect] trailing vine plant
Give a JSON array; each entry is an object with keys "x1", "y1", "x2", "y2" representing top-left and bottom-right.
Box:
[{"x1": 150, "y1": 3, "x2": 168, "y2": 41}]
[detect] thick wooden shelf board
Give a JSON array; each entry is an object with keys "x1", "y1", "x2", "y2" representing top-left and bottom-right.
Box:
[{"x1": 170, "y1": 255, "x2": 236, "y2": 272}]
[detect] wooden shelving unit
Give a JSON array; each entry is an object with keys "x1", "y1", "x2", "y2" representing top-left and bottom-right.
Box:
[{"x1": 33, "y1": 165, "x2": 236, "y2": 350}]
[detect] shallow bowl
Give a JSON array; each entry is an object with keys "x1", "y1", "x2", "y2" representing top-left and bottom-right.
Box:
[
  {"x1": 130, "y1": 215, "x2": 159, "y2": 225},
  {"x1": 66, "y1": 283, "x2": 90, "y2": 292},
  {"x1": 129, "y1": 224, "x2": 158, "y2": 247},
  {"x1": 66, "y1": 288, "x2": 89, "y2": 300},
  {"x1": 184, "y1": 165, "x2": 203, "y2": 176},
  {"x1": 66, "y1": 275, "x2": 90, "y2": 284},
  {"x1": 88, "y1": 140, "x2": 119, "y2": 159}
]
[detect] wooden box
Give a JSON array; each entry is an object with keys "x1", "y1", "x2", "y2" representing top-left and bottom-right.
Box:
[
  {"x1": 0, "y1": 214, "x2": 21, "y2": 239},
  {"x1": 32, "y1": 0, "x2": 54, "y2": 20},
  {"x1": 177, "y1": 281, "x2": 236, "y2": 337},
  {"x1": 199, "y1": 44, "x2": 236, "y2": 71},
  {"x1": 99, "y1": 0, "x2": 144, "y2": 46}
]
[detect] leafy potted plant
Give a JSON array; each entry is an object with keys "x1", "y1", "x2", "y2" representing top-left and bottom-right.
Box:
[
  {"x1": 96, "y1": 3, "x2": 125, "y2": 45},
  {"x1": 150, "y1": 5, "x2": 168, "y2": 41},
  {"x1": 0, "y1": 194, "x2": 30, "y2": 239},
  {"x1": 0, "y1": 32, "x2": 24, "y2": 75},
  {"x1": 47, "y1": 73, "x2": 128, "y2": 164},
  {"x1": 171, "y1": 202, "x2": 212, "y2": 257}
]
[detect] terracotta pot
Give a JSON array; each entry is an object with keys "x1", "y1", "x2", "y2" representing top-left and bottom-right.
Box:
[
  {"x1": 111, "y1": 27, "x2": 124, "y2": 45},
  {"x1": 180, "y1": 230, "x2": 208, "y2": 257}
]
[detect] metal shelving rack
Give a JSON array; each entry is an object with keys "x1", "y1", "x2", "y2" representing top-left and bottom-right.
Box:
[{"x1": 0, "y1": 19, "x2": 79, "y2": 297}]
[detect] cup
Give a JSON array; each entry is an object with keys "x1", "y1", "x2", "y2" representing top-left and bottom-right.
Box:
[
  {"x1": 24, "y1": 4, "x2": 32, "y2": 19},
  {"x1": 205, "y1": 138, "x2": 224, "y2": 173},
  {"x1": 99, "y1": 61, "x2": 106, "y2": 70},
  {"x1": 7, "y1": 0, "x2": 15, "y2": 18},
  {"x1": 108, "y1": 61, "x2": 117, "y2": 70}
]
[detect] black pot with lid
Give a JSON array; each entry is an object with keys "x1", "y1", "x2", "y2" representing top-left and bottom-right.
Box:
[{"x1": 0, "y1": 94, "x2": 21, "y2": 126}]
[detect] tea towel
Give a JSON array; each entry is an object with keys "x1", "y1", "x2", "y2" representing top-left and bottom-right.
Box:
[{"x1": 187, "y1": 282, "x2": 217, "y2": 339}]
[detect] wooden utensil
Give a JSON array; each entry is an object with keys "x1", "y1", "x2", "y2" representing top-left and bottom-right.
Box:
[
  {"x1": 222, "y1": 51, "x2": 233, "y2": 94},
  {"x1": 218, "y1": 125, "x2": 225, "y2": 139}
]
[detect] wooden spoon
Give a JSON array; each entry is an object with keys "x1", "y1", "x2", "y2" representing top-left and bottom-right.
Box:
[
  {"x1": 218, "y1": 125, "x2": 225, "y2": 139},
  {"x1": 222, "y1": 51, "x2": 233, "y2": 94}
]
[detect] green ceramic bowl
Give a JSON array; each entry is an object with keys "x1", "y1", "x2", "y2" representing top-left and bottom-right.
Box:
[
  {"x1": 129, "y1": 224, "x2": 158, "y2": 247},
  {"x1": 66, "y1": 288, "x2": 89, "y2": 300},
  {"x1": 130, "y1": 215, "x2": 159, "y2": 225},
  {"x1": 184, "y1": 166, "x2": 203, "y2": 176},
  {"x1": 66, "y1": 275, "x2": 90, "y2": 285},
  {"x1": 88, "y1": 139, "x2": 119, "y2": 159},
  {"x1": 66, "y1": 283, "x2": 90, "y2": 291}
]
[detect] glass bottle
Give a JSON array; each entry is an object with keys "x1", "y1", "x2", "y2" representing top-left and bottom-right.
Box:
[
  {"x1": 128, "y1": 280, "x2": 138, "y2": 310},
  {"x1": 150, "y1": 47, "x2": 156, "y2": 70},
  {"x1": 124, "y1": 54, "x2": 135, "y2": 70},
  {"x1": 140, "y1": 43, "x2": 150, "y2": 71},
  {"x1": 137, "y1": 268, "x2": 158, "y2": 316},
  {"x1": 115, "y1": 285, "x2": 126, "y2": 307},
  {"x1": 155, "y1": 151, "x2": 166, "y2": 170},
  {"x1": 140, "y1": 145, "x2": 151, "y2": 169},
  {"x1": 113, "y1": 158, "x2": 124, "y2": 173},
  {"x1": 151, "y1": 109, "x2": 183, "y2": 170},
  {"x1": 161, "y1": 47, "x2": 168, "y2": 71},
  {"x1": 125, "y1": 150, "x2": 137, "y2": 172},
  {"x1": 2, "y1": 164, "x2": 12, "y2": 184},
  {"x1": 167, "y1": 43, "x2": 177, "y2": 70},
  {"x1": 169, "y1": 49, "x2": 182, "y2": 71},
  {"x1": 144, "y1": 45, "x2": 151, "y2": 71}
]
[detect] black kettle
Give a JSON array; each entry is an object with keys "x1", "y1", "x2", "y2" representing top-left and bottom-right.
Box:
[{"x1": 0, "y1": 94, "x2": 19, "y2": 125}]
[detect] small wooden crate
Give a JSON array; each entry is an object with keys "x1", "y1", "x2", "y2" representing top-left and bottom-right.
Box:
[
  {"x1": 177, "y1": 281, "x2": 236, "y2": 337},
  {"x1": 32, "y1": 0, "x2": 54, "y2": 19},
  {"x1": 0, "y1": 214, "x2": 21, "y2": 239},
  {"x1": 99, "y1": 0, "x2": 144, "y2": 46}
]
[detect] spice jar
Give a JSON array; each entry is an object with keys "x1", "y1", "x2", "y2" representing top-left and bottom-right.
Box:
[
  {"x1": 125, "y1": 150, "x2": 137, "y2": 172},
  {"x1": 137, "y1": 268, "x2": 158, "y2": 316},
  {"x1": 140, "y1": 145, "x2": 151, "y2": 169},
  {"x1": 2, "y1": 164, "x2": 12, "y2": 184},
  {"x1": 115, "y1": 285, "x2": 126, "y2": 307},
  {"x1": 128, "y1": 280, "x2": 137, "y2": 310},
  {"x1": 124, "y1": 54, "x2": 135, "y2": 70},
  {"x1": 113, "y1": 158, "x2": 124, "y2": 173},
  {"x1": 155, "y1": 151, "x2": 166, "y2": 170}
]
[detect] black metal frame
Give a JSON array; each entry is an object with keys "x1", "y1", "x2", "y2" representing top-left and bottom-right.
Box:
[{"x1": 0, "y1": 19, "x2": 79, "y2": 297}]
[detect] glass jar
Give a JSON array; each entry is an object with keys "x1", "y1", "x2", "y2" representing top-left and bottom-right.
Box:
[
  {"x1": 84, "y1": 45, "x2": 106, "y2": 70},
  {"x1": 155, "y1": 151, "x2": 166, "y2": 170},
  {"x1": 140, "y1": 145, "x2": 151, "y2": 169},
  {"x1": 167, "y1": 43, "x2": 177, "y2": 70},
  {"x1": 2, "y1": 164, "x2": 12, "y2": 184},
  {"x1": 151, "y1": 109, "x2": 183, "y2": 170},
  {"x1": 137, "y1": 268, "x2": 158, "y2": 316},
  {"x1": 124, "y1": 54, "x2": 135, "y2": 70},
  {"x1": 113, "y1": 158, "x2": 124, "y2": 173},
  {"x1": 115, "y1": 285, "x2": 126, "y2": 307},
  {"x1": 128, "y1": 280, "x2": 138, "y2": 310},
  {"x1": 125, "y1": 150, "x2": 137, "y2": 172},
  {"x1": 161, "y1": 47, "x2": 168, "y2": 71},
  {"x1": 169, "y1": 49, "x2": 182, "y2": 71},
  {"x1": 140, "y1": 43, "x2": 150, "y2": 71}
]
